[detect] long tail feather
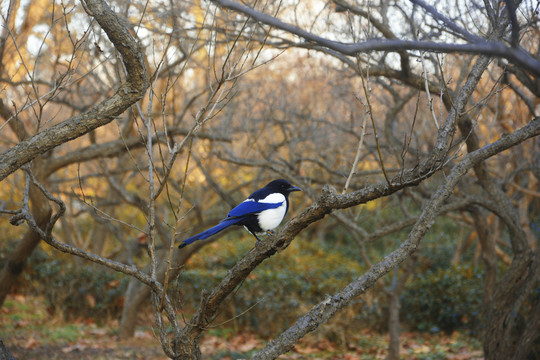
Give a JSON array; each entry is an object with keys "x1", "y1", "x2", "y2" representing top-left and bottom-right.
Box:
[{"x1": 178, "y1": 218, "x2": 240, "y2": 248}]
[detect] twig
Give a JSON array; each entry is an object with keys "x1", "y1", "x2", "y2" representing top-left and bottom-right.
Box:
[
  {"x1": 420, "y1": 52, "x2": 440, "y2": 129},
  {"x1": 210, "y1": 0, "x2": 540, "y2": 77},
  {"x1": 252, "y1": 116, "x2": 540, "y2": 360},
  {"x1": 159, "y1": 138, "x2": 193, "y2": 312},
  {"x1": 359, "y1": 65, "x2": 392, "y2": 187},
  {"x1": 0, "y1": 0, "x2": 149, "y2": 181},
  {"x1": 12, "y1": 167, "x2": 163, "y2": 291},
  {"x1": 342, "y1": 103, "x2": 368, "y2": 193}
]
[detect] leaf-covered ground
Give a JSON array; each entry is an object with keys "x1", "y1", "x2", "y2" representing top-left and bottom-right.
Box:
[{"x1": 2, "y1": 295, "x2": 483, "y2": 359}]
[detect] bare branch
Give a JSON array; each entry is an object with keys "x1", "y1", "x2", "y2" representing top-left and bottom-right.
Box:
[
  {"x1": 0, "y1": 0, "x2": 148, "y2": 181},
  {"x1": 253, "y1": 117, "x2": 539, "y2": 360},
  {"x1": 210, "y1": 0, "x2": 540, "y2": 77}
]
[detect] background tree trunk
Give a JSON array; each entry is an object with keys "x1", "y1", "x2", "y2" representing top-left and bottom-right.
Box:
[
  {"x1": 119, "y1": 244, "x2": 203, "y2": 338},
  {"x1": 470, "y1": 207, "x2": 497, "y2": 306},
  {"x1": 119, "y1": 276, "x2": 152, "y2": 339},
  {"x1": 386, "y1": 260, "x2": 413, "y2": 360},
  {"x1": 386, "y1": 277, "x2": 401, "y2": 360},
  {"x1": 483, "y1": 250, "x2": 539, "y2": 359},
  {"x1": 0, "y1": 173, "x2": 51, "y2": 306},
  {"x1": 1, "y1": 0, "x2": 539, "y2": 358}
]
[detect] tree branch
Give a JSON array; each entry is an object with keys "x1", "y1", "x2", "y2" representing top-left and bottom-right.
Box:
[
  {"x1": 0, "y1": 0, "x2": 148, "y2": 181},
  {"x1": 44, "y1": 127, "x2": 231, "y2": 176},
  {"x1": 210, "y1": 0, "x2": 540, "y2": 77},
  {"x1": 253, "y1": 117, "x2": 539, "y2": 360}
]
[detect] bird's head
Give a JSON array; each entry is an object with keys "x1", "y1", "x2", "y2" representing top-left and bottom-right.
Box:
[{"x1": 264, "y1": 179, "x2": 302, "y2": 195}]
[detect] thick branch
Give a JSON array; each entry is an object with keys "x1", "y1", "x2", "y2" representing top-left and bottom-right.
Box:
[
  {"x1": 253, "y1": 117, "x2": 539, "y2": 360},
  {"x1": 0, "y1": 0, "x2": 148, "y2": 181},
  {"x1": 210, "y1": 0, "x2": 540, "y2": 77},
  {"x1": 45, "y1": 128, "x2": 231, "y2": 176}
]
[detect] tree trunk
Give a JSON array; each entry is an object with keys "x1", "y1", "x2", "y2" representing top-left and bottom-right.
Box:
[
  {"x1": 483, "y1": 250, "x2": 539, "y2": 359},
  {"x1": 118, "y1": 276, "x2": 151, "y2": 339},
  {"x1": 0, "y1": 179, "x2": 51, "y2": 307},
  {"x1": 386, "y1": 283, "x2": 401, "y2": 360},
  {"x1": 386, "y1": 261, "x2": 413, "y2": 360},
  {"x1": 458, "y1": 100, "x2": 539, "y2": 359},
  {"x1": 470, "y1": 207, "x2": 497, "y2": 306},
  {"x1": 511, "y1": 289, "x2": 540, "y2": 360},
  {"x1": 119, "y1": 245, "x2": 201, "y2": 339},
  {"x1": 0, "y1": 339, "x2": 15, "y2": 360}
]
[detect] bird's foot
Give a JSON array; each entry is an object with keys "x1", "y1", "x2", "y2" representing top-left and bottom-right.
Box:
[{"x1": 266, "y1": 230, "x2": 275, "y2": 236}]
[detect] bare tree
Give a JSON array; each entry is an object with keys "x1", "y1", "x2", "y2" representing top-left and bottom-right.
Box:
[{"x1": 1, "y1": 0, "x2": 539, "y2": 359}]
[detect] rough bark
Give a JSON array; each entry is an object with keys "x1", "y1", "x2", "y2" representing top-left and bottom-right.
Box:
[
  {"x1": 483, "y1": 250, "x2": 539, "y2": 359},
  {"x1": 211, "y1": 0, "x2": 540, "y2": 76},
  {"x1": 0, "y1": 0, "x2": 148, "y2": 308},
  {"x1": 459, "y1": 105, "x2": 539, "y2": 360},
  {"x1": 470, "y1": 207, "x2": 497, "y2": 305},
  {"x1": 0, "y1": 340, "x2": 15, "y2": 360},
  {"x1": 0, "y1": 0, "x2": 148, "y2": 182},
  {"x1": 251, "y1": 118, "x2": 539, "y2": 360},
  {"x1": 512, "y1": 283, "x2": 540, "y2": 360}
]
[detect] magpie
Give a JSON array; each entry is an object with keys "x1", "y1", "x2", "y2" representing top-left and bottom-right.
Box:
[{"x1": 179, "y1": 179, "x2": 301, "y2": 248}]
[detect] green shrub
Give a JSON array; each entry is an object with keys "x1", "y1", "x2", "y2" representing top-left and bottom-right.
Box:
[
  {"x1": 173, "y1": 238, "x2": 382, "y2": 336},
  {"x1": 40, "y1": 263, "x2": 128, "y2": 321},
  {"x1": 1, "y1": 228, "x2": 504, "y2": 340},
  {"x1": 401, "y1": 265, "x2": 483, "y2": 334},
  {"x1": 13, "y1": 246, "x2": 128, "y2": 321}
]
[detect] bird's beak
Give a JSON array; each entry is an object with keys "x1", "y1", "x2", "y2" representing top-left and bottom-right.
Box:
[{"x1": 288, "y1": 185, "x2": 302, "y2": 192}]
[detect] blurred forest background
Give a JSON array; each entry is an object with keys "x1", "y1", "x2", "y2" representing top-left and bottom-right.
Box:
[{"x1": 0, "y1": 0, "x2": 539, "y2": 359}]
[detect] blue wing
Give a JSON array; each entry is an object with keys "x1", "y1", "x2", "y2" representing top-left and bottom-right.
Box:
[
  {"x1": 227, "y1": 200, "x2": 282, "y2": 218},
  {"x1": 179, "y1": 218, "x2": 241, "y2": 248},
  {"x1": 179, "y1": 200, "x2": 283, "y2": 249}
]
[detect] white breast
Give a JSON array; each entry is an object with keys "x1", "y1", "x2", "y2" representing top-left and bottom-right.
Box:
[{"x1": 257, "y1": 193, "x2": 287, "y2": 231}]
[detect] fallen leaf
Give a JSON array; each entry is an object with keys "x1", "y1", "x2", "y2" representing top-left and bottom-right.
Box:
[
  {"x1": 295, "y1": 345, "x2": 319, "y2": 354},
  {"x1": 15, "y1": 320, "x2": 29, "y2": 328},
  {"x1": 237, "y1": 337, "x2": 261, "y2": 352},
  {"x1": 13, "y1": 294, "x2": 26, "y2": 303},
  {"x1": 412, "y1": 344, "x2": 430, "y2": 354},
  {"x1": 86, "y1": 294, "x2": 96, "y2": 308},
  {"x1": 447, "y1": 350, "x2": 484, "y2": 359},
  {"x1": 316, "y1": 338, "x2": 336, "y2": 351},
  {"x1": 90, "y1": 327, "x2": 108, "y2": 336},
  {"x1": 108, "y1": 280, "x2": 121, "y2": 288},
  {"x1": 24, "y1": 338, "x2": 38, "y2": 349},
  {"x1": 134, "y1": 330, "x2": 153, "y2": 340},
  {"x1": 62, "y1": 343, "x2": 88, "y2": 353}
]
